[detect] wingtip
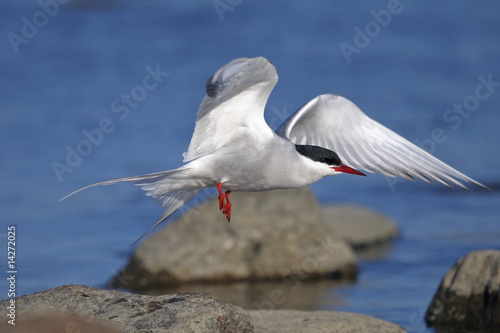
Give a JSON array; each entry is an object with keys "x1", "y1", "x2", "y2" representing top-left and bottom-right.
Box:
[
  {"x1": 460, "y1": 182, "x2": 492, "y2": 192},
  {"x1": 477, "y1": 182, "x2": 492, "y2": 191},
  {"x1": 445, "y1": 178, "x2": 490, "y2": 192},
  {"x1": 463, "y1": 177, "x2": 491, "y2": 191}
]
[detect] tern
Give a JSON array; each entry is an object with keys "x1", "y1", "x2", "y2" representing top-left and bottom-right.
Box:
[{"x1": 62, "y1": 57, "x2": 488, "y2": 237}]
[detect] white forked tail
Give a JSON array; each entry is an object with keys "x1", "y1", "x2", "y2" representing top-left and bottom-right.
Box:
[{"x1": 61, "y1": 168, "x2": 202, "y2": 242}]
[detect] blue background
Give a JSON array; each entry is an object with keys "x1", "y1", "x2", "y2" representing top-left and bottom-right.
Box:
[{"x1": 1, "y1": 1, "x2": 499, "y2": 331}]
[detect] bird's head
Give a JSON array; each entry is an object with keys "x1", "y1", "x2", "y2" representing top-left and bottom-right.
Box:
[{"x1": 295, "y1": 144, "x2": 366, "y2": 176}]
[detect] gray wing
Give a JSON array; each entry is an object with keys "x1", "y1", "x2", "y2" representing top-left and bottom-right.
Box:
[
  {"x1": 277, "y1": 94, "x2": 488, "y2": 190},
  {"x1": 183, "y1": 57, "x2": 278, "y2": 162}
]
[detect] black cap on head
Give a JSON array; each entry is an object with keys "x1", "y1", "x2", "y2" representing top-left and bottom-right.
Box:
[{"x1": 295, "y1": 144, "x2": 342, "y2": 166}]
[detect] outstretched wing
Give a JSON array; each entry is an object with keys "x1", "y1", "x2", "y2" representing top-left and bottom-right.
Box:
[
  {"x1": 277, "y1": 94, "x2": 488, "y2": 190},
  {"x1": 183, "y1": 57, "x2": 278, "y2": 162}
]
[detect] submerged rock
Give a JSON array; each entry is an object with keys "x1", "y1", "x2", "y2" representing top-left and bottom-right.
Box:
[
  {"x1": 111, "y1": 188, "x2": 357, "y2": 290},
  {"x1": 248, "y1": 309, "x2": 407, "y2": 333},
  {"x1": 0, "y1": 284, "x2": 253, "y2": 333},
  {"x1": 322, "y1": 204, "x2": 399, "y2": 249},
  {"x1": 425, "y1": 250, "x2": 500, "y2": 330}
]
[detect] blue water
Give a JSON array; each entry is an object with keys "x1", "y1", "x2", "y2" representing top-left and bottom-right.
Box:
[{"x1": 1, "y1": 1, "x2": 499, "y2": 331}]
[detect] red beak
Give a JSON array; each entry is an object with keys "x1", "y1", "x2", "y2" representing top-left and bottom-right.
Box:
[{"x1": 332, "y1": 164, "x2": 366, "y2": 176}]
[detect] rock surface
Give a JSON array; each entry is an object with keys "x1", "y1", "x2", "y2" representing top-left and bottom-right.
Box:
[
  {"x1": 0, "y1": 284, "x2": 253, "y2": 333},
  {"x1": 248, "y1": 309, "x2": 407, "y2": 333},
  {"x1": 0, "y1": 284, "x2": 408, "y2": 333},
  {"x1": 111, "y1": 188, "x2": 357, "y2": 290},
  {"x1": 322, "y1": 204, "x2": 399, "y2": 249},
  {"x1": 0, "y1": 314, "x2": 115, "y2": 333},
  {"x1": 425, "y1": 250, "x2": 500, "y2": 330}
]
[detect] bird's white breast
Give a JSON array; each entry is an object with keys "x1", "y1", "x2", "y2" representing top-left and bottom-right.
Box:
[{"x1": 205, "y1": 135, "x2": 332, "y2": 192}]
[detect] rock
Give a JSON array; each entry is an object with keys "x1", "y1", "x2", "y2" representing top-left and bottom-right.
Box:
[
  {"x1": 0, "y1": 314, "x2": 115, "y2": 333},
  {"x1": 0, "y1": 285, "x2": 409, "y2": 333},
  {"x1": 0, "y1": 284, "x2": 253, "y2": 333},
  {"x1": 248, "y1": 310, "x2": 407, "y2": 333},
  {"x1": 322, "y1": 204, "x2": 399, "y2": 249},
  {"x1": 111, "y1": 187, "x2": 357, "y2": 290},
  {"x1": 425, "y1": 250, "x2": 500, "y2": 330}
]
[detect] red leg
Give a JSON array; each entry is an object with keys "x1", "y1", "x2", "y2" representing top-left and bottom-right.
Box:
[
  {"x1": 217, "y1": 182, "x2": 224, "y2": 210},
  {"x1": 217, "y1": 182, "x2": 232, "y2": 222},
  {"x1": 223, "y1": 190, "x2": 231, "y2": 222}
]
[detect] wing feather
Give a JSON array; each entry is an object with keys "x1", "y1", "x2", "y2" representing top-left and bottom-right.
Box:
[
  {"x1": 183, "y1": 57, "x2": 278, "y2": 162},
  {"x1": 277, "y1": 94, "x2": 488, "y2": 190}
]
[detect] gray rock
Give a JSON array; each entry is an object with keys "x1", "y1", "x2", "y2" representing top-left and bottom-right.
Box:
[
  {"x1": 322, "y1": 204, "x2": 399, "y2": 249},
  {"x1": 111, "y1": 188, "x2": 357, "y2": 290},
  {"x1": 0, "y1": 284, "x2": 253, "y2": 333},
  {"x1": 248, "y1": 310, "x2": 407, "y2": 333},
  {"x1": 0, "y1": 284, "x2": 409, "y2": 333},
  {"x1": 0, "y1": 314, "x2": 115, "y2": 333},
  {"x1": 425, "y1": 250, "x2": 500, "y2": 330}
]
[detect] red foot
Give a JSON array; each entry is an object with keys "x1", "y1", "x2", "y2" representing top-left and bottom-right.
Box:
[{"x1": 216, "y1": 182, "x2": 232, "y2": 222}]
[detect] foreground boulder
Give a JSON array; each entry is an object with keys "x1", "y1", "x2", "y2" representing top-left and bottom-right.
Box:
[
  {"x1": 0, "y1": 314, "x2": 115, "y2": 333},
  {"x1": 0, "y1": 284, "x2": 408, "y2": 333},
  {"x1": 111, "y1": 188, "x2": 357, "y2": 290},
  {"x1": 322, "y1": 204, "x2": 399, "y2": 249},
  {"x1": 248, "y1": 310, "x2": 407, "y2": 333},
  {"x1": 0, "y1": 284, "x2": 253, "y2": 333},
  {"x1": 425, "y1": 250, "x2": 500, "y2": 330}
]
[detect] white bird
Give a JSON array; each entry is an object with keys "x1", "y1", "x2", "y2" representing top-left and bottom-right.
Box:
[{"x1": 62, "y1": 56, "x2": 488, "y2": 238}]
